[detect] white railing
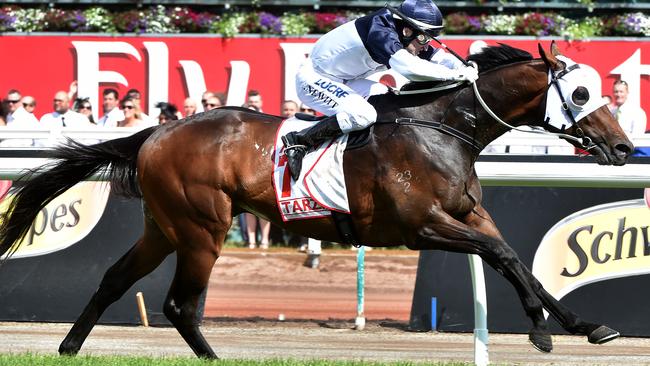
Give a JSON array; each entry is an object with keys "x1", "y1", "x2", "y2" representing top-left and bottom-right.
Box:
[
  {"x1": 486, "y1": 130, "x2": 650, "y2": 155},
  {"x1": 0, "y1": 127, "x2": 142, "y2": 149}
]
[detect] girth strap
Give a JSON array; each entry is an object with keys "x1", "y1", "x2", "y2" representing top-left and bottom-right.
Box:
[
  {"x1": 394, "y1": 117, "x2": 484, "y2": 151},
  {"x1": 331, "y1": 211, "x2": 362, "y2": 248}
]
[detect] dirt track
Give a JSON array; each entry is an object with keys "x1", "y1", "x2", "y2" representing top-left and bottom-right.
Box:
[
  {"x1": 1, "y1": 320, "x2": 650, "y2": 365},
  {"x1": 2, "y1": 249, "x2": 650, "y2": 365},
  {"x1": 205, "y1": 248, "x2": 417, "y2": 320}
]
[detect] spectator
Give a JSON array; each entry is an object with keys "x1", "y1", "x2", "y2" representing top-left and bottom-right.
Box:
[
  {"x1": 5, "y1": 89, "x2": 37, "y2": 126},
  {"x1": 238, "y1": 102, "x2": 272, "y2": 249},
  {"x1": 183, "y1": 98, "x2": 198, "y2": 117},
  {"x1": 156, "y1": 102, "x2": 179, "y2": 124},
  {"x1": 97, "y1": 88, "x2": 124, "y2": 127},
  {"x1": 20, "y1": 96, "x2": 36, "y2": 115},
  {"x1": 241, "y1": 103, "x2": 260, "y2": 112},
  {"x1": 73, "y1": 97, "x2": 95, "y2": 124},
  {"x1": 247, "y1": 90, "x2": 263, "y2": 112},
  {"x1": 612, "y1": 79, "x2": 647, "y2": 139},
  {"x1": 40, "y1": 91, "x2": 91, "y2": 127},
  {"x1": 4, "y1": 89, "x2": 21, "y2": 123},
  {"x1": 204, "y1": 95, "x2": 222, "y2": 111},
  {"x1": 117, "y1": 96, "x2": 148, "y2": 128},
  {"x1": 244, "y1": 213, "x2": 271, "y2": 250},
  {"x1": 127, "y1": 88, "x2": 156, "y2": 124},
  {"x1": 281, "y1": 100, "x2": 299, "y2": 118}
]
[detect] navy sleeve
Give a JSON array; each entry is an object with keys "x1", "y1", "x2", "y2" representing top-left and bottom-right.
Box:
[
  {"x1": 418, "y1": 46, "x2": 437, "y2": 61},
  {"x1": 355, "y1": 9, "x2": 404, "y2": 66}
]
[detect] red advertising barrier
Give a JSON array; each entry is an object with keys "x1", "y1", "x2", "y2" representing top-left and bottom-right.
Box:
[{"x1": 1, "y1": 35, "x2": 649, "y2": 129}]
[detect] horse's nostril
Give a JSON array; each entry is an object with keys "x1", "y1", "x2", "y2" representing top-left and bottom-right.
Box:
[{"x1": 615, "y1": 143, "x2": 633, "y2": 156}]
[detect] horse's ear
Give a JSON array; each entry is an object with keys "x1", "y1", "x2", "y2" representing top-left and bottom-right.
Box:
[
  {"x1": 550, "y1": 40, "x2": 562, "y2": 56},
  {"x1": 538, "y1": 42, "x2": 560, "y2": 70}
]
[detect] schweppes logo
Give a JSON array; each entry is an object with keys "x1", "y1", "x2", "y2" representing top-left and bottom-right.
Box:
[
  {"x1": 532, "y1": 199, "x2": 650, "y2": 301},
  {"x1": 0, "y1": 182, "x2": 110, "y2": 259}
]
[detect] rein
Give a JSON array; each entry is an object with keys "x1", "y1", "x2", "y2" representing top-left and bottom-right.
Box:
[
  {"x1": 391, "y1": 81, "x2": 465, "y2": 95},
  {"x1": 396, "y1": 60, "x2": 598, "y2": 152}
]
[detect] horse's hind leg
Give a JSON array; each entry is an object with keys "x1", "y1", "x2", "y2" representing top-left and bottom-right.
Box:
[
  {"x1": 59, "y1": 215, "x2": 174, "y2": 355},
  {"x1": 159, "y1": 203, "x2": 231, "y2": 358},
  {"x1": 163, "y1": 245, "x2": 219, "y2": 358}
]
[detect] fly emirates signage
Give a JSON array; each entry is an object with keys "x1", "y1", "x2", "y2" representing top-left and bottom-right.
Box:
[{"x1": 0, "y1": 35, "x2": 649, "y2": 124}]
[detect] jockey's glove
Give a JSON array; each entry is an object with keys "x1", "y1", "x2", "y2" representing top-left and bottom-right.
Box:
[{"x1": 456, "y1": 65, "x2": 479, "y2": 83}]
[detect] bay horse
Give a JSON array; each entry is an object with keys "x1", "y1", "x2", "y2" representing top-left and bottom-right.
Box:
[{"x1": 0, "y1": 43, "x2": 633, "y2": 358}]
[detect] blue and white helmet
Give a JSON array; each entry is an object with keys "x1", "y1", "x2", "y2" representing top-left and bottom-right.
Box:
[{"x1": 398, "y1": 0, "x2": 444, "y2": 35}]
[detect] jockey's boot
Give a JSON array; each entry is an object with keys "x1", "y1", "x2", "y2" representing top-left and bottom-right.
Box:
[{"x1": 281, "y1": 115, "x2": 342, "y2": 181}]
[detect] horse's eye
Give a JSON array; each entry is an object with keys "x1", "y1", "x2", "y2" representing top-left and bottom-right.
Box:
[{"x1": 571, "y1": 86, "x2": 590, "y2": 106}]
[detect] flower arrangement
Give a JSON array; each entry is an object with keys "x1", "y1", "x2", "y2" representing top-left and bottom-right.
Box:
[
  {"x1": 0, "y1": 7, "x2": 16, "y2": 32},
  {"x1": 12, "y1": 7, "x2": 46, "y2": 32},
  {"x1": 83, "y1": 7, "x2": 116, "y2": 33},
  {"x1": 169, "y1": 7, "x2": 216, "y2": 33},
  {"x1": 514, "y1": 12, "x2": 557, "y2": 37},
  {"x1": 444, "y1": 12, "x2": 483, "y2": 34},
  {"x1": 43, "y1": 9, "x2": 88, "y2": 32},
  {"x1": 611, "y1": 12, "x2": 650, "y2": 37},
  {"x1": 311, "y1": 12, "x2": 347, "y2": 34},
  {"x1": 0, "y1": 5, "x2": 648, "y2": 39},
  {"x1": 280, "y1": 12, "x2": 313, "y2": 36}
]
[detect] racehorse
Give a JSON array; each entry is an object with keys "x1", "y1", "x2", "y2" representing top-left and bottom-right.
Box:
[{"x1": 0, "y1": 42, "x2": 633, "y2": 358}]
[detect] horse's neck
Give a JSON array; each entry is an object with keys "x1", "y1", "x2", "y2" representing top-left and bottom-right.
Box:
[
  {"x1": 372, "y1": 61, "x2": 548, "y2": 162},
  {"x1": 474, "y1": 61, "x2": 549, "y2": 149}
]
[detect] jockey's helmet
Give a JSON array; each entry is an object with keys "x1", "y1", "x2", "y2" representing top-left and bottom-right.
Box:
[{"x1": 398, "y1": 0, "x2": 444, "y2": 36}]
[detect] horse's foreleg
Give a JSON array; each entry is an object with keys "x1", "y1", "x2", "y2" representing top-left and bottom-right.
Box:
[
  {"x1": 466, "y1": 207, "x2": 619, "y2": 345},
  {"x1": 415, "y1": 208, "x2": 552, "y2": 352},
  {"x1": 462, "y1": 207, "x2": 554, "y2": 352},
  {"x1": 59, "y1": 218, "x2": 173, "y2": 355},
  {"x1": 516, "y1": 264, "x2": 619, "y2": 344}
]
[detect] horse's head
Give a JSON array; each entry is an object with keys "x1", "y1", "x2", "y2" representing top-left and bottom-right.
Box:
[{"x1": 538, "y1": 42, "x2": 634, "y2": 165}]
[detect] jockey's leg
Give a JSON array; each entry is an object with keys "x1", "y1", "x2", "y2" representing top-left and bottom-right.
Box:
[
  {"x1": 282, "y1": 115, "x2": 342, "y2": 181},
  {"x1": 284, "y1": 63, "x2": 378, "y2": 180}
]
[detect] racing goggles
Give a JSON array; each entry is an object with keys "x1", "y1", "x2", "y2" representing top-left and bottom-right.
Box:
[{"x1": 415, "y1": 33, "x2": 433, "y2": 45}]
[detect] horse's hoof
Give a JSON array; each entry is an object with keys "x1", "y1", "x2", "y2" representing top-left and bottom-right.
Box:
[
  {"x1": 529, "y1": 329, "x2": 553, "y2": 353},
  {"x1": 588, "y1": 325, "x2": 620, "y2": 345}
]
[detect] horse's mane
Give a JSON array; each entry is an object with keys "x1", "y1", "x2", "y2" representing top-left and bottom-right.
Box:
[
  {"x1": 399, "y1": 43, "x2": 533, "y2": 92},
  {"x1": 467, "y1": 43, "x2": 533, "y2": 73}
]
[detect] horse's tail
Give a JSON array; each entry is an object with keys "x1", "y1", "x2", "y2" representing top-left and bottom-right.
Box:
[{"x1": 0, "y1": 126, "x2": 158, "y2": 263}]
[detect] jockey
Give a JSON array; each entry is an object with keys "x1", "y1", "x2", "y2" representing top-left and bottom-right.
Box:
[{"x1": 282, "y1": 0, "x2": 479, "y2": 181}]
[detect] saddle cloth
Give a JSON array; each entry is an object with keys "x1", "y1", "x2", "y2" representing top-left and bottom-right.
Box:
[{"x1": 272, "y1": 117, "x2": 351, "y2": 222}]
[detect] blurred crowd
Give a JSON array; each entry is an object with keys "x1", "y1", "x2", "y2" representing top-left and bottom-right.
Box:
[
  {"x1": 0, "y1": 83, "x2": 329, "y2": 262},
  {"x1": 0, "y1": 82, "x2": 229, "y2": 132}
]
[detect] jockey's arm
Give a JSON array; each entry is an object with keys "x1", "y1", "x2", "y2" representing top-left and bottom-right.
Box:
[{"x1": 389, "y1": 48, "x2": 473, "y2": 82}]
